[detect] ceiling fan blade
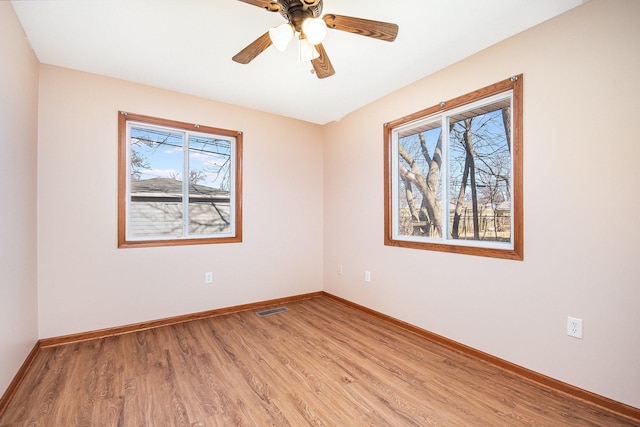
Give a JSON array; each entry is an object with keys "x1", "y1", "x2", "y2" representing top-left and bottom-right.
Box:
[
  {"x1": 236, "y1": 0, "x2": 272, "y2": 9},
  {"x1": 311, "y1": 43, "x2": 335, "y2": 79},
  {"x1": 236, "y1": 0, "x2": 281, "y2": 12},
  {"x1": 232, "y1": 32, "x2": 273, "y2": 64},
  {"x1": 323, "y1": 14, "x2": 399, "y2": 42}
]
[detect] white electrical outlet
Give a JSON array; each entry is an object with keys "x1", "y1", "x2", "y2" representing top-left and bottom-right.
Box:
[
  {"x1": 364, "y1": 271, "x2": 371, "y2": 282},
  {"x1": 338, "y1": 264, "x2": 343, "y2": 276},
  {"x1": 567, "y1": 316, "x2": 583, "y2": 339},
  {"x1": 205, "y1": 272, "x2": 213, "y2": 284}
]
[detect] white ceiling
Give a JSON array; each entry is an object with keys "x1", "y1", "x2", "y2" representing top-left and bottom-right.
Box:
[{"x1": 11, "y1": 0, "x2": 585, "y2": 125}]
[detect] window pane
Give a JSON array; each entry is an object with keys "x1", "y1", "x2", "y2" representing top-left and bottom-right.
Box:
[
  {"x1": 397, "y1": 120, "x2": 443, "y2": 238},
  {"x1": 384, "y1": 76, "x2": 522, "y2": 259},
  {"x1": 188, "y1": 135, "x2": 232, "y2": 236},
  {"x1": 448, "y1": 101, "x2": 511, "y2": 242},
  {"x1": 129, "y1": 126, "x2": 184, "y2": 238},
  {"x1": 119, "y1": 112, "x2": 243, "y2": 247}
]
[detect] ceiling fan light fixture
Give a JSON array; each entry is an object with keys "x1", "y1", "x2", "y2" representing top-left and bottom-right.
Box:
[
  {"x1": 298, "y1": 36, "x2": 319, "y2": 62},
  {"x1": 301, "y1": 17, "x2": 327, "y2": 45},
  {"x1": 233, "y1": 0, "x2": 399, "y2": 79},
  {"x1": 268, "y1": 23, "x2": 294, "y2": 51}
]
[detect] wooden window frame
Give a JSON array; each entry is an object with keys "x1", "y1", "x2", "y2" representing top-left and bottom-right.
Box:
[
  {"x1": 384, "y1": 75, "x2": 523, "y2": 260},
  {"x1": 118, "y1": 112, "x2": 243, "y2": 248}
]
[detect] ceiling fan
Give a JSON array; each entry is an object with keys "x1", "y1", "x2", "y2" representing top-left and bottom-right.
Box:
[{"x1": 232, "y1": 0, "x2": 399, "y2": 79}]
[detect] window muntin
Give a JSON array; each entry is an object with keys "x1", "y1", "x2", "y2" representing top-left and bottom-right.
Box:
[
  {"x1": 118, "y1": 112, "x2": 242, "y2": 247},
  {"x1": 384, "y1": 76, "x2": 523, "y2": 260}
]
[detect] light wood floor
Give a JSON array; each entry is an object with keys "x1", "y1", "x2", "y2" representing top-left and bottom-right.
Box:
[{"x1": 1, "y1": 297, "x2": 637, "y2": 426}]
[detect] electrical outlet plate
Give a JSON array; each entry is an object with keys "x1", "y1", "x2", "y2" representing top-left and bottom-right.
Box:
[
  {"x1": 364, "y1": 271, "x2": 371, "y2": 282},
  {"x1": 205, "y1": 272, "x2": 213, "y2": 284},
  {"x1": 337, "y1": 264, "x2": 343, "y2": 276},
  {"x1": 567, "y1": 316, "x2": 583, "y2": 339}
]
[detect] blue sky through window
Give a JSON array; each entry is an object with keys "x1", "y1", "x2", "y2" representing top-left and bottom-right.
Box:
[{"x1": 131, "y1": 126, "x2": 231, "y2": 190}]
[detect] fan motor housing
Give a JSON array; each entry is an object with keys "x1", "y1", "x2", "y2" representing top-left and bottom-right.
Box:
[{"x1": 278, "y1": 0, "x2": 323, "y2": 28}]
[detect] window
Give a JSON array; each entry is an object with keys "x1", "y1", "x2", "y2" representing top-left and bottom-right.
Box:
[
  {"x1": 118, "y1": 112, "x2": 242, "y2": 247},
  {"x1": 384, "y1": 75, "x2": 523, "y2": 260}
]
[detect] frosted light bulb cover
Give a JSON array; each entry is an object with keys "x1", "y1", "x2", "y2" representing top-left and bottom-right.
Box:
[
  {"x1": 302, "y1": 17, "x2": 327, "y2": 45},
  {"x1": 298, "y1": 37, "x2": 319, "y2": 62},
  {"x1": 269, "y1": 23, "x2": 294, "y2": 51}
]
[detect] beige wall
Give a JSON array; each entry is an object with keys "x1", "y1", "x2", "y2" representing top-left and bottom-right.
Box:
[
  {"x1": 36, "y1": 66, "x2": 324, "y2": 338},
  {"x1": 323, "y1": 0, "x2": 640, "y2": 408},
  {"x1": 0, "y1": 3, "x2": 39, "y2": 394},
  {"x1": 3, "y1": 0, "x2": 638, "y2": 412}
]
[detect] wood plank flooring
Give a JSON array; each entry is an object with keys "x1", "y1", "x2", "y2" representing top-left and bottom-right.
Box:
[{"x1": 1, "y1": 297, "x2": 637, "y2": 426}]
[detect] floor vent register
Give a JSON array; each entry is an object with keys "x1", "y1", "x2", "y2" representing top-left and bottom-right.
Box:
[{"x1": 256, "y1": 307, "x2": 289, "y2": 317}]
